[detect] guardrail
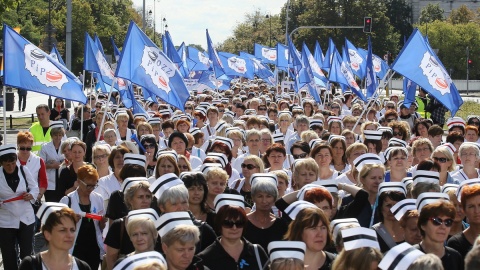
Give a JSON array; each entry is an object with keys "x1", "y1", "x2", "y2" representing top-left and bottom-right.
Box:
[{"x1": 2, "y1": 114, "x2": 36, "y2": 130}]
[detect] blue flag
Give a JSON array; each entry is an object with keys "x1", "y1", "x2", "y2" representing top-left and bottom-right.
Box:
[
  {"x1": 314, "y1": 41, "x2": 325, "y2": 69},
  {"x1": 2, "y1": 24, "x2": 86, "y2": 103},
  {"x1": 239, "y1": 51, "x2": 275, "y2": 83},
  {"x1": 218, "y1": 52, "x2": 254, "y2": 79},
  {"x1": 164, "y1": 31, "x2": 182, "y2": 64},
  {"x1": 391, "y1": 28, "x2": 463, "y2": 115},
  {"x1": 403, "y1": 78, "x2": 417, "y2": 108},
  {"x1": 365, "y1": 37, "x2": 378, "y2": 98},
  {"x1": 119, "y1": 82, "x2": 148, "y2": 114},
  {"x1": 328, "y1": 50, "x2": 366, "y2": 101},
  {"x1": 187, "y1": 46, "x2": 211, "y2": 72},
  {"x1": 360, "y1": 48, "x2": 390, "y2": 80},
  {"x1": 115, "y1": 21, "x2": 190, "y2": 111},
  {"x1": 323, "y1": 38, "x2": 336, "y2": 72},
  {"x1": 94, "y1": 34, "x2": 105, "y2": 57},
  {"x1": 50, "y1": 44, "x2": 66, "y2": 67},
  {"x1": 177, "y1": 42, "x2": 190, "y2": 78},
  {"x1": 110, "y1": 37, "x2": 121, "y2": 62},
  {"x1": 254, "y1": 43, "x2": 277, "y2": 65},
  {"x1": 276, "y1": 43, "x2": 290, "y2": 71},
  {"x1": 345, "y1": 38, "x2": 366, "y2": 79},
  {"x1": 197, "y1": 71, "x2": 230, "y2": 91},
  {"x1": 84, "y1": 33, "x2": 115, "y2": 86},
  {"x1": 206, "y1": 29, "x2": 225, "y2": 78},
  {"x1": 162, "y1": 34, "x2": 167, "y2": 54},
  {"x1": 302, "y1": 42, "x2": 327, "y2": 84},
  {"x1": 301, "y1": 49, "x2": 322, "y2": 104}
]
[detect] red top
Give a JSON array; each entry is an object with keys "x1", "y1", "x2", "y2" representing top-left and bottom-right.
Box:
[{"x1": 19, "y1": 158, "x2": 48, "y2": 189}]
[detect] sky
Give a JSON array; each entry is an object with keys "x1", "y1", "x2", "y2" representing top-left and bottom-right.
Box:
[{"x1": 132, "y1": 0, "x2": 285, "y2": 50}]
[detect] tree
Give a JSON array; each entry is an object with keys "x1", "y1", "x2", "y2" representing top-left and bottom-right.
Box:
[
  {"x1": 418, "y1": 3, "x2": 444, "y2": 24},
  {"x1": 0, "y1": 0, "x2": 18, "y2": 18},
  {"x1": 448, "y1": 5, "x2": 475, "y2": 24},
  {"x1": 385, "y1": 0, "x2": 413, "y2": 45}
]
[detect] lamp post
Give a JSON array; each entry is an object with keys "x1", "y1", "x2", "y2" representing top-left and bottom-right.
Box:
[
  {"x1": 266, "y1": 13, "x2": 272, "y2": 47},
  {"x1": 285, "y1": 0, "x2": 290, "y2": 44}
]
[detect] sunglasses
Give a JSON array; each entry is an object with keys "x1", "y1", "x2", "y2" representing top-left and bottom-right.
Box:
[
  {"x1": 222, "y1": 220, "x2": 244, "y2": 228},
  {"x1": 386, "y1": 106, "x2": 395, "y2": 109},
  {"x1": 143, "y1": 144, "x2": 156, "y2": 149},
  {"x1": 18, "y1": 147, "x2": 32, "y2": 151},
  {"x1": 386, "y1": 118, "x2": 396, "y2": 122},
  {"x1": 429, "y1": 217, "x2": 453, "y2": 227},
  {"x1": 293, "y1": 153, "x2": 308, "y2": 159},
  {"x1": 94, "y1": 154, "x2": 108, "y2": 160},
  {"x1": 470, "y1": 121, "x2": 480, "y2": 126},
  {"x1": 219, "y1": 110, "x2": 225, "y2": 113},
  {"x1": 185, "y1": 107, "x2": 193, "y2": 110},
  {"x1": 241, "y1": 163, "x2": 258, "y2": 170},
  {"x1": 433, "y1": 157, "x2": 449, "y2": 163},
  {"x1": 393, "y1": 132, "x2": 403, "y2": 136}
]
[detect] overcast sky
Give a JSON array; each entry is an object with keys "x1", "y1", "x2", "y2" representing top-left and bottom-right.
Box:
[{"x1": 132, "y1": 0, "x2": 285, "y2": 49}]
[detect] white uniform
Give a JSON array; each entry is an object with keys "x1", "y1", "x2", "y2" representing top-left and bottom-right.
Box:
[
  {"x1": 95, "y1": 173, "x2": 121, "y2": 201},
  {"x1": 39, "y1": 142, "x2": 64, "y2": 191}
]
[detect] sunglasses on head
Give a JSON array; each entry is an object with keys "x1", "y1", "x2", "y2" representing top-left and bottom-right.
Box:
[
  {"x1": 429, "y1": 217, "x2": 453, "y2": 227},
  {"x1": 222, "y1": 220, "x2": 244, "y2": 228},
  {"x1": 18, "y1": 147, "x2": 32, "y2": 151},
  {"x1": 292, "y1": 153, "x2": 308, "y2": 159},
  {"x1": 241, "y1": 163, "x2": 258, "y2": 170},
  {"x1": 433, "y1": 157, "x2": 449, "y2": 163}
]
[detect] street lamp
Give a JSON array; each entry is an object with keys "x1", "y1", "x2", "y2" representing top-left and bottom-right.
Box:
[{"x1": 266, "y1": 13, "x2": 272, "y2": 47}]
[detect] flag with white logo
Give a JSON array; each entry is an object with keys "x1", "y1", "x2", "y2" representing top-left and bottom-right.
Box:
[
  {"x1": 84, "y1": 33, "x2": 115, "y2": 86},
  {"x1": 391, "y1": 28, "x2": 463, "y2": 115},
  {"x1": 239, "y1": 51, "x2": 275, "y2": 84},
  {"x1": 218, "y1": 52, "x2": 254, "y2": 79},
  {"x1": 187, "y1": 46, "x2": 211, "y2": 72},
  {"x1": 197, "y1": 71, "x2": 230, "y2": 91},
  {"x1": 302, "y1": 42, "x2": 327, "y2": 85},
  {"x1": 345, "y1": 38, "x2": 366, "y2": 79},
  {"x1": 301, "y1": 48, "x2": 322, "y2": 104},
  {"x1": 328, "y1": 50, "x2": 366, "y2": 101},
  {"x1": 2, "y1": 24, "x2": 86, "y2": 103},
  {"x1": 254, "y1": 43, "x2": 277, "y2": 65},
  {"x1": 365, "y1": 37, "x2": 378, "y2": 98},
  {"x1": 206, "y1": 29, "x2": 225, "y2": 78},
  {"x1": 115, "y1": 21, "x2": 190, "y2": 111}
]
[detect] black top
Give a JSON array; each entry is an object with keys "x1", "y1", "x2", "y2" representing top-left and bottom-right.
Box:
[
  {"x1": 71, "y1": 118, "x2": 94, "y2": 142},
  {"x1": 50, "y1": 108, "x2": 69, "y2": 121},
  {"x1": 447, "y1": 232, "x2": 472, "y2": 258},
  {"x1": 189, "y1": 212, "x2": 217, "y2": 254},
  {"x1": 338, "y1": 189, "x2": 378, "y2": 228},
  {"x1": 414, "y1": 244, "x2": 464, "y2": 270},
  {"x1": 4, "y1": 166, "x2": 20, "y2": 192},
  {"x1": 104, "y1": 218, "x2": 135, "y2": 254},
  {"x1": 243, "y1": 218, "x2": 288, "y2": 252},
  {"x1": 19, "y1": 254, "x2": 91, "y2": 270},
  {"x1": 198, "y1": 237, "x2": 269, "y2": 270},
  {"x1": 106, "y1": 191, "x2": 161, "y2": 220},
  {"x1": 84, "y1": 129, "x2": 97, "y2": 163},
  {"x1": 319, "y1": 252, "x2": 337, "y2": 270},
  {"x1": 58, "y1": 165, "x2": 77, "y2": 195},
  {"x1": 73, "y1": 204, "x2": 99, "y2": 257}
]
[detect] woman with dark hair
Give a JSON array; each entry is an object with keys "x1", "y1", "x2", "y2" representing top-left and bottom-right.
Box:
[
  {"x1": 207, "y1": 141, "x2": 240, "y2": 181},
  {"x1": 414, "y1": 200, "x2": 463, "y2": 270},
  {"x1": 19, "y1": 207, "x2": 91, "y2": 270},
  {"x1": 50, "y1": 97, "x2": 70, "y2": 125},
  {"x1": 371, "y1": 185, "x2": 406, "y2": 253},
  {"x1": 303, "y1": 100, "x2": 315, "y2": 117},
  {"x1": 181, "y1": 172, "x2": 216, "y2": 227},
  {"x1": 58, "y1": 140, "x2": 88, "y2": 196},
  {"x1": 310, "y1": 143, "x2": 338, "y2": 181},
  {"x1": 284, "y1": 207, "x2": 336, "y2": 269},
  {"x1": 413, "y1": 120, "x2": 431, "y2": 138},
  {"x1": 140, "y1": 135, "x2": 158, "y2": 178},
  {"x1": 384, "y1": 147, "x2": 411, "y2": 182},
  {"x1": 71, "y1": 104, "x2": 93, "y2": 140},
  {"x1": 330, "y1": 137, "x2": 349, "y2": 173},
  {"x1": 389, "y1": 121, "x2": 410, "y2": 142},
  {"x1": 198, "y1": 204, "x2": 269, "y2": 270},
  {"x1": 264, "y1": 143, "x2": 288, "y2": 173},
  {"x1": 154, "y1": 153, "x2": 180, "y2": 178},
  {"x1": 169, "y1": 131, "x2": 202, "y2": 169}
]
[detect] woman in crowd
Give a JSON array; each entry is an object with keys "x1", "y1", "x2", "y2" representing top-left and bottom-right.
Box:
[
  {"x1": 182, "y1": 172, "x2": 215, "y2": 227},
  {"x1": 115, "y1": 112, "x2": 136, "y2": 141},
  {"x1": 259, "y1": 129, "x2": 274, "y2": 155},
  {"x1": 58, "y1": 140, "x2": 88, "y2": 196},
  {"x1": 205, "y1": 167, "x2": 238, "y2": 211},
  {"x1": 136, "y1": 122, "x2": 153, "y2": 139},
  {"x1": 244, "y1": 179, "x2": 288, "y2": 251},
  {"x1": 303, "y1": 100, "x2": 315, "y2": 117},
  {"x1": 19, "y1": 207, "x2": 91, "y2": 270},
  {"x1": 140, "y1": 134, "x2": 158, "y2": 178},
  {"x1": 328, "y1": 118, "x2": 343, "y2": 135},
  {"x1": 60, "y1": 165, "x2": 105, "y2": 270},
  {"x1": 50, "y1": 97, "x2": 70, "y2": 127},
  {"x1": 414, "y1": 200, "x2": 463, "y2": 270},
  {"x1": 169, "y1": 131, "x2": 202, "y2": 169},
  {"x1": 91, "y1": 144, "x2": 111, "y2": 178},
  {"x1": 103, "y1": 128, "x2": 120, "y2": 147},
  {"x1": 96, "y1": 145, "x2": 129, "y2": 209},
  {"x1": 330, "y1": 137, "x2": 349, "y2": 174},
  {"x1": 276, "y1": 112, "x2": 294, "y2": 146},
  {"x1": 40, "y1": 123, "x2": 65, "y2": 202},
  {"x1": 413, "y1": 120, "x2": 431, "y2": 139},
  {"x1": 332, "y1": 247, "x2": 382, "y2": 270},
  {"x1": 400, "y1": 210, "x2": 422, "y2": 245},
  {"x1": 464, "y1": 125, "x2": 479, "y2": 143},
  {"x1": 207, "y1": 140, "x2": 240, "y2": 183},
  {"x1": 154, "y1": 152, "x2": 180, "y2": 179},
  {"x1": 445, "y1": 189, "x2": 466, "y2": 238},
  {"x1": 227, "y1": 129, "x2": 245, "y2": 159},
  {"x1": 411, "y1": 138, "x2": 434, "y2": 170},
  {"x1": 70, "y1": 104, "x2": 93, "y2": 140},
  {"x1": 335, "y1": 143, "x2": 367, "y2": 186},
  {"x1": 431, "y1": 145, "x2": 458, "y2": 185},
  {"x1": 104, "y1": 180, "x2": 153, "y2": 270},
  {"x1": 310, "y1": 143, "x2": 338, "y2": 181},
  {"x1": 0, "y1": 144, "x2": 38, "y2": 270},
  {"x1": 125, "y1": 217, "x2": 158, "y2": 256},
  {"x1": 384, "y1": 147, "x2": 410, "y2": 182},
  {"x1": 291, "y1": 158, "x2": 319, "y2": 191},
  {"x1": 198, "y1": 204, "x2": 269, "y2": 270},
  {"x1": 452, "y1": 143, "x2": 480, "y2": 182},
  {"x1": 178, "y1": 155, "x2": 193, "y2": 173},
  {"x1": 231, "y1": 155, "x2": 265, "y2": 206},
  {"x1": 264, "y1": 143, "x2": 288, "y2": 173},
  {"x1": 284, "y1": 207, "x2": 336, "y2": 269}
]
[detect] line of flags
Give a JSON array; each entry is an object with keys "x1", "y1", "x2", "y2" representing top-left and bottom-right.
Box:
[{"x1": 0, "y1": 21, "x2": 464, "y2": 115}]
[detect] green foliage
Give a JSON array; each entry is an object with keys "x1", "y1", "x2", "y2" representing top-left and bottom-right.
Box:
[
  {"x1": 0, "y1": 0, "x2": 18, "y2": 18},
  {"x1": 448, "y1": 5, "x2": 476, "y2": 25},
  {"x1": 385, "y1": 0, "x2": 413, "y2": 45},
  {"x1": 418, "y1": 3, "x2": 444, "y2": 24}
]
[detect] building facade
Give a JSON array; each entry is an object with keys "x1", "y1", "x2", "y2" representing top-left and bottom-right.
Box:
[{"x1": 410, "y1": 0, "x2": 480, "y2": 23}]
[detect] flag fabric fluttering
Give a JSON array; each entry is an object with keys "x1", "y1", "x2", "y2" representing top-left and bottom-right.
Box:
[
  {"x1": 218, "y1": 52, "x2": 254, "y2": 79},
  {"x1": 94, "y1": 34, "x2": 106, "y2": 57},
  {"x1": 50, "y1": 44, "x2": 66, "y2": 67},
  {"x1": 197, "y1": 70, "x2": 230, "y2": 91},
  {"x1": 402, "y1": 78, "x2": 417, "y2": 108},
  {"x1": 314, "y1": 41, "x2": 325, "y2": 68},
  {"x1": 345, "y1": 38, "x2": 366, "y2": 79},
  {"x1": 328, "y1": 49, "x2": 366, "y2": 101},
  {"x1": 2, "y1": 23, "x2": 86, "y2": 103},
  {"x1": 254, "y1": 43, "x2": 277, "y2": 65},
  {"x1": 115, "y1": 21, "x2": 190, "y2": 111},
  {"x1": 365, "y1": 36, "x2": 378, "y2": 99},
  {"x1": 164, "y1": 31, "x2": 182, "y2": 65},
  {"x1": 287, "y1": 37, "x2": 311, "y2": 93},
  {"x1": 391, "y1": 28, "x2": 463, "y2": 115},
  {"x1": 302, "y1": 42, "x2": 327, "y2": 85},
  {"x1": 187, "y1": 46, "x2": 211, "y2": 72},
  {"x1": 177, "y1": 42, "x2": 190, "y2": 78},
  {"x1": 322, "y1": 38, "x2": 336, "y2": 72},
  {"x1": 239, "y1": 51, "x2": 275, "y2": 84},
  {"x1": 206, "y1": 29, "x2": 225, "y2": 78},
  {"x1": 111, "y1": 37, "x2": 121, "y2": 62},
  {"x1": 300, "y1": 48, "x2": 322, "y2": 104},
  {"x1": 84, "y1": 33, "x2": 115, "y2": 86},
  {"x1": 276, "y1": 43, "x2": 290, "y2": 71},
  {"x1": 119, "y1": 82, "x2": 148, "y2": 114}
]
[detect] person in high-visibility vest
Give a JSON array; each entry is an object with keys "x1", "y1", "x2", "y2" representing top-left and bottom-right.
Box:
[{"x1": 29, "y1": 104, "x2": 51, "y2": 154}]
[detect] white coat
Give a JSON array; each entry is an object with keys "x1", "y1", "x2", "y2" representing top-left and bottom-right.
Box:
[
  {"x1": 60, "y1": 190, "x2": 105, "y2": 259},
  {"x1": 39, "y1": 142, "x2": 65, "y2": 191},
  {"x1": 0, "y1": 165, "x2": 39, "y2": 228}
]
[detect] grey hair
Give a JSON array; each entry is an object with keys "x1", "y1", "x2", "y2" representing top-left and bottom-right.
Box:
[
  {"x1": 60, "y1": 137, "x2": 79, "y2": 153},
  {"x1": 411, "y1": 182, "x2": 440, "y2": 199},
  {"x1": 251, "y1": 179, "x2": 278, "y2": 199},
  {"x1": 295, "y1": 115, "x2": 310, "y2": 126},
  {"x1": 459, "y1": 143, "x2": 480, "y2": 158},
  {"x1": 124, "y1": 181, "x2": 151, "y2": 210},
  {"x1": 407, "y1": 254, "x2": 443, "y2": 270},
  {"x1": 161, "y1": 224, "x2": 200, "y2": 247},
  {"x1": 157, "y1": 184, "x2": 189, "y2": 208},
  {"x1": 126, "y1": 217, "x2": 157, "y2": 240},
  {"x1": 246, "y1": 129, "x2": 262, "y2": 141}
]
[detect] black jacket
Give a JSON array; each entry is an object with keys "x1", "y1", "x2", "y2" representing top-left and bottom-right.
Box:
[{"x1": 19, "y1": 253, "x2": 91, "y2": 270}]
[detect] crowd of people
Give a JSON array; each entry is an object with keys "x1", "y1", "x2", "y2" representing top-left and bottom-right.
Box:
[{"x1": 2, "y1": 80, "x2": 480, "y2": 270}]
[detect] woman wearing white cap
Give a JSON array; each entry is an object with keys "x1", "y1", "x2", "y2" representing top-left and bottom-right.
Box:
[
  {"x1": 431, "y1": 146, "x2": 458, "y2": 185},
  {"x1": 58, "y1": 141, "x2": 89, "y2": 196},
  {"x1": 0, "y1": 144, "x2": 39, "y2": 270},
  {"x1": 451, "y1": 143, "x2": 480, "y2": 183}
]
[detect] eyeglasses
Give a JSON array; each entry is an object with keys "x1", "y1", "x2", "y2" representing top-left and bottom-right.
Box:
[
  {"x1": 461, "y1": 152, "x2": 477, "y2": 157},
  {"x1": 219, "y1": 110, "x2": 225, "y2": 113},
  {"x1": 18, "y1": 147, "x2": 32, "y2": 151},
  {"x1": 293, "y1": 153, "x2": 308, "y2": 159},
  {"x1": 258, "y1": 108, "x2": 267, "y2": 111},
  {"x1": 143, "y1": 144, "x2": 156, "y2": 149},
  {"x1": 79, "y1": 179, "x2": 98, "y2": 189},
  {"x1": 433, "y1": 157, "x2": 449, "y2": 163},
  {"x1": 94, "y1": 154, "x2": 108, "y2": 160},
  {"x1": 386, "y1": 118, "x2": 396, "y2": 122},
  {"x1": 222, "y1": 220, "x2": 244, "y2": 228},
  {"x1": 393, "y1": 132, "x2": 403, "y2": 136},
  {"x1": 241, "y1": 163, "x2": 258, "y2": 170},
  {"x1": 429, "y1": 217, "x2": 453, "y2": 227}
]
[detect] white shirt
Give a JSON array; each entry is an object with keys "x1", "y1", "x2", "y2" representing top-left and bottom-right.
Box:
[
  {"x1": 39, "y1": 141, "x2": 65, "y2": 191},
  {"x1": 451, "y1": 169, "x2": 480, "y2": 183},
  {"x1": 95, "y1": 173, "x2": 121, "y2": 201}
]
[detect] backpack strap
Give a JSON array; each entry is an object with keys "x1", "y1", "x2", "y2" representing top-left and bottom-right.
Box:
[
  {"x1": 119, "y1": 218, "x2": 125, "y2": 248},
  {"x1": 372, "y1": 223, "x2": 396, "y2": 248},
  {"x1": 253, "y1": 244, "x2": 263, "y2": 270},
  {"x1": 19, "y1": 165, "x2": 29, "y2": 192}
]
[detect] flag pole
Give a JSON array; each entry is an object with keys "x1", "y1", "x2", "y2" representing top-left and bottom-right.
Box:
[
  {"x1": 80, "y1": 105, "x2": 84, "y2": 141},
  {"x1": 351, "y1": 70, "x2": 396, "y2": 131},
  {"x1": 96, "y1": 78, "x2": 117, "y2": 142},
  {"x1": 2, "y1": 85, "x2": 6, "y2": 144}
]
